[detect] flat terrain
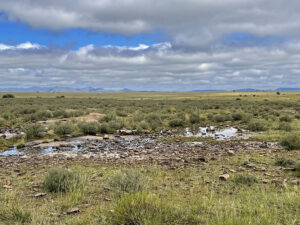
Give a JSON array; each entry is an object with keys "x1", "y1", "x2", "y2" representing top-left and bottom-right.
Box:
[{"x1": 0, "y1": 92, "x2": 299, "y2": 225}]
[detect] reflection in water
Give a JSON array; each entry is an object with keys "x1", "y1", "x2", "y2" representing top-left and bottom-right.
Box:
[
  {"x1": 0, "y1": 145, "x2": 23, "y2": 156},
  {"x1": 185, "y1": 126, "x2": 239, "y2": 140}
]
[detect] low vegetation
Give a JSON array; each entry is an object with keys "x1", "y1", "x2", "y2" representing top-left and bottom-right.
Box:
[
  {"x1": 280, "y1": 133, "x2": 300, "y2": 150},
  {"x1": 109, "y1": 169, "x2": 146, "y2": 197},
  {"x1": 0, "y1": 92, "x2": 300, "y2": 224},
  {"x1": 24, "y1": 123, "x2": 44, "y2": 139},
  {"x1": 43, "y1": 168, "x2": 84, "y2": 193}
]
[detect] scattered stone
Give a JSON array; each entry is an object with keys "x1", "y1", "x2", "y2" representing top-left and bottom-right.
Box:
[
  {"x1": 227, "y1": 150, "x2": 235, "y2": 156},
  {"x1": 67, "y1": 207, "x2": 80, "y2": 215},
  {"x1": 262, "y1": 179, "x2": 269, "y2": 184},
  {"x1": 219, "y1": 174, "x2": 230, "y2": 181},
  {"x1": 34, "y1": 193, "x2": 47, "y2": 198},
  {"x1": 3, "y1": 185, "x2": 12, "y2": 189},
  {"x1": 291, "y1": 180, "x2": 299, "y2": 186},
  {"x1": 103, "y1": 135, "x2": 109, "y2": 140}
]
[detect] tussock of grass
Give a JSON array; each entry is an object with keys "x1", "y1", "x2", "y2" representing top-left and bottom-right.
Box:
[
  {"x1": 43, "y1": 168, "x2": 84, "y2": 193},
  {"x1": 231, "y1": 173, "x2": 258, "y2": 186},
  {"x1": 109, "y1": 169, "x2": 146, "y2": 197},
  {"x1": 53, "y1": 121, "x2": 74, "y2": 135},
  {"x1": 0, "y1": 206, "x2": 32, "y2": 224},
  {"x1": 280, "y1": 133, "x2": 300, "y2": 150},
  {"x1": 106, "y1": 192, "x2": 199, "y2": 225},
  {"x1": 78, "y1": 121, "x2": 100, "y2": 135},
  {"x1": 24, "y1": 123, "x2": 45, "y2": 139},
  {"x1": 275, "y1": 158, "x2": 296, "y2": 167}
]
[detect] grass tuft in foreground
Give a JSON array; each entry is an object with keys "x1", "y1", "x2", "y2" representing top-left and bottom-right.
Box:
[
  {"x1": 109, "y1": 169, "x2": 146, "y2": 197},
  {"x1": 43, "y1": 167, "x2": 84, "y2": 193}
]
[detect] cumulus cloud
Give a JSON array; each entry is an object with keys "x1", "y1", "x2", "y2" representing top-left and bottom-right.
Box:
[
  {"x1": 1, "y1": 1, "x2": 300, "y2": 90},
  {"x1": 0, "y1": 41, "x2": 300, "y2": 90},
  {"x1": 0, "y1": 42, "x2": 43, "y2": 50},
  {"x1": 1, "y1": 0, "x2": 300, "y2": 47}
]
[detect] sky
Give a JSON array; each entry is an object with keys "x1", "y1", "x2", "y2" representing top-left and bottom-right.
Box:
[{"x1": 0, "y1": 0, "x2": 300, "y2": 91}]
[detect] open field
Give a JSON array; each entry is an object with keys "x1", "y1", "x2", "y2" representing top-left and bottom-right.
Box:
[{"x1": 0, "y1": 92, "x2": 299, "y2": 225}]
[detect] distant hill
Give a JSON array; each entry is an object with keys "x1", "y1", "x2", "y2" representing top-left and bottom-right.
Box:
[
  {"x1": 233, "y1": 88, "x2": 259, "y2": 92},
  {"x1": 192, "y1": 89, "x2": 224, "y2": 92},
  {"x1": 275, "y1": 88, "x2": 300, "y2": 91},
  {"x1": 0, "y1": 87, "x2": 106, "y2": 93},
  {"x1": 0, "y1": 86, "x2": 299, "y2": 93}
]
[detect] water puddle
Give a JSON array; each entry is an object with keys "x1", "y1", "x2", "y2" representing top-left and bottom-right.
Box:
[
  {"x1": 41, "y1": 145, "x2": 80, "y2": 153},
  {"x1": 185, "y1": 126, "x2": 241, "y2": 140},
  {"x1": 0, "y1": 145, "x2": 23, "y2": 156},
  {"x1": 2, "y1": 131, "x2": 25, "y2": 139}
]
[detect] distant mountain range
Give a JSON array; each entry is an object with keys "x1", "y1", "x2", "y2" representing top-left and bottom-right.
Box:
[
  {"x1": 0, "y1": 86, "x2": 299, "y2": 93},
  {"x1": 0, "y1": 87, "x2": 128, "y2": 93}
]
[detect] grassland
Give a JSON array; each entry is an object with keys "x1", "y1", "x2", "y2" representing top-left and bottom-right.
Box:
[{"x1": 0, "y1": 91, "x2": 299, "y2": 225}]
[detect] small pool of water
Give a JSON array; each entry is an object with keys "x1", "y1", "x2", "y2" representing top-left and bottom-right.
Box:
[
  {"x1": 42, "y1": 145, "x2": 80, "y2": 153},
  {"x1": 4, "y1": 131, "x2": 24, "y2": 138},
  {"x1": 0, "y1": 146, "x2": 23, "y2": 156},
  {"x1": 185, "y1": 126, "x2": 240, "y2": 140}
]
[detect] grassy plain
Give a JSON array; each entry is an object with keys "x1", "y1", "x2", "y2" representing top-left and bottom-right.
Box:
[{"x1": 0, "y1": 91, "x2": 299, "y2": 224}]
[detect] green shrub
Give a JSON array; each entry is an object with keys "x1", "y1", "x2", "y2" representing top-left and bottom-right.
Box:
[
  {"x1": 295, "y1": 163, "x2": 300, "y2": 177},
  {"x1": 169, "y1": 118, "x2": 184, "y2": 127},
  {"x1": 189, "y1": 113, "x2": 200, "y2": 124},
  {"x1": 213, "y1": 114, "x2": 231, "y2": 123},
  {"x1": 100, "y1": 113, "x2": 116, "y2": 122},
  {"x1": 275, "y1": 158, "x2": 296, "y2": 167},
  {"x1": 0, "y1": 118, "x2": 5, "y2": 127},
  {"x1": 278, "y1": 122, "x2": 292, "y2": 131},
  {"x1": 247, "y1": 120, "x2": 267, "y2": 131},
  {"x1": 54, "y1": 122, "x2": 74, "y2": 135},
  {"x1": 2, "y1": 93, "x2": 15, "y2": 98},
  {"x1": 0, "y1": 206, "x2": 32, "y2": 224},
  {"x1": 280, "y1": 133, "x2": 300, "y2": 150},
  {"x1": 280, "y1": 115, "x2": 293, "y2": 122},
  {"x1": 99, "y1": 122, "x2": 110, "y2": 134},
  {"x1": 109, "y1": 169, "x2": 146, "y2": 197},
  {"x1": 116, "y1": 111, "x2": 127, "y2": 117},
  {"x1": 24, "y1": 123, "x2": 45, "y2": 139},
  {"x1": 232, "y1": 112, "x2": 245, "y2": 121},
  {"x1": 78, "y1": 121, "x2": 100, "y2": 135},
  {"x1": 231, "y1": 173, "x2": 258, "y2": 186},
  {"x1": 43, "y1": 168, "x2": 83, "y2": 193},
  {"x1": 146, "y1": 113, "x2": 161, "y2": 131},
  {"x1": 106, "y1": 192, "x2": 196, "y2": 225},
  {"x1": 108, "y1": 120, "x2": 123, "y2": 131}
]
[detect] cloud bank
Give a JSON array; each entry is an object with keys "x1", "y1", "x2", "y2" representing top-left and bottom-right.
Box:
[
  {"x1": 0, "y1": 1, "x2": 300, "y2": 90},
  {"x1": 1, "y1": 41, "x2": 300, "y2": 91},
  {"x1": 1, "y1": 0, "x2": 300, "y2": 47}
]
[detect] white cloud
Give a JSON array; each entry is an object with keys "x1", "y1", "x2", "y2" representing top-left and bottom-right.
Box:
[
  {"x1": 1, "y1": 0, "x2": 300, "y2": 46},
  {"x1": 0, "y1": 41, "x2": 300, "y2": 90},
  {"x1": 0, "y1": 42, "x2": 43, "y2": 51}
]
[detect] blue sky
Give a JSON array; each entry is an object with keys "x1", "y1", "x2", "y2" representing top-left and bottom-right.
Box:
[
  {"x1": 0, "y1": 0, "x2": 300, "y2": 91},
  {"x1": 0, "y1": 19, "x2": 162, "y2": 49}
]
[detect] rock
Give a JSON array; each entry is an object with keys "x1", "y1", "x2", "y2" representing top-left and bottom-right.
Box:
[
  {"x1": 262, "y1": 179, "x2": 269, "y2": 184},
  {"x1": 291, "y1": 180, "x2": 299, "y2": 186},
  {"x1": 227, "y1": 150, "x2": 235, "y2": 156},
  {"x1": 34, "y1": 193, "x2": 47, "y2": 198},
  {"x1": 3, "y1": 185, "x2": 12, "y2": 189},
  {"x1": 219, "y1": 174, "x2": 230, "y2": 181},
  {"x1": 103, "y1": 135, "x2": 109, "y2": 140},
  {"x1": 67, "y1": 207, "x2": 80, "y2": 215},
  {"x1": 194, "y1": 157, "x2": 206, "y2": 162}
]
